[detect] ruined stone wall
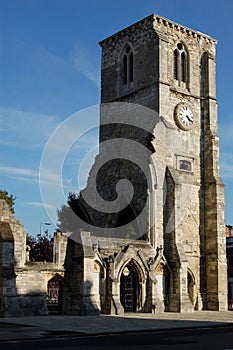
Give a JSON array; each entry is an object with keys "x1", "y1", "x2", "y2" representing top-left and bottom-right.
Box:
[
  {"x1": 0, "y1": 200, "x2": 26, "y2": 267},
  {"x1": 16, "y1": 263, "x2": 64, "y2": 316},
  {"x1": 0, "y1": 199, "x2": 66, "y2": 316},
  {"x1": 0, "y1": 222, "x2": 22, "y2": 317},
  {"x1": 53, "y1": 230, "x2": 68, "y2": 267}
]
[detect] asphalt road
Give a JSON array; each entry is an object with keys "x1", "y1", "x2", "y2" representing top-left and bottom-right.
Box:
[{"x1": 1, "y1": 326, "x2": 233, "y2": 350}]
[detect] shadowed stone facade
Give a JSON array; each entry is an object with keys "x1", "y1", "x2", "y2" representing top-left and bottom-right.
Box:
[
  {"x1": 0, "y1": 200, "x2": 65, "y2": 316},
  {"x1": 63, "y1": 14, "x2": 227, "y2": 314}
]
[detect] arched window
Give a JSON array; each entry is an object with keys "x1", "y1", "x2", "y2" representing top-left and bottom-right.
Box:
[
  {"x1": 123, "y1": 54, "x2": 128, "y2": 84},
  {"x1": 173, "y1": 42, "x2": 188, "y2": 86},
  {"x1": 173, "y1": 49, "x2": 179, "y2": 80},
  {"x1": 47, "y1": 274, "x2": 63, "y2": 314},
  {"x1": 122, "y1": 45, "x2": 134, "y2": 87},
  {"x1": 129, "y1": 51, "x2": 134, "y2": 83},
  {"x1": 181, "y1": 52, "x2": 187, "y2": 82}
]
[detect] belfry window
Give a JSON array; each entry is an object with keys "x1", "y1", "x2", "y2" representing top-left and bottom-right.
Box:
[
  {"x1": 122, "y1": 45, "x2": 134, "y2": 87},
  {"x1": 173, "y1": 49, "x2": 178, "y2": 80},
  {"x1": 123, "y1": 54, "x2": 128, "y2": 84},
  {"x1": 173, "y1": 42, "x2": 188, "y2": 86},
  {"x1": 129, "y1": 51, "x2": 133, "y2": 82}
]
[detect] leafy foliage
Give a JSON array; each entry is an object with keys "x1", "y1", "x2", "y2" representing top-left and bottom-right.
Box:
[
  {"x1": 27, "y1": 231, "x2": 53, "y2": 262},
  {"x1": 0, "y1": 190, "x2": 16, "y2": 213},
  {"x1": 57, "y1": 192, "x2": 88, "y2": 232},
  {"x1": 57, "y1": 191, "x2": 139, "y2": 239}
]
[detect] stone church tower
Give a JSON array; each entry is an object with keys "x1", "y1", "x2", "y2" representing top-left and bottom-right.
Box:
[{"x1": 62, "y1": 14, "x2": 227, "y2": 315}]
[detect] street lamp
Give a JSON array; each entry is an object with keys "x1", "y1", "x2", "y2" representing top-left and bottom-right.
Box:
[{"x1": 40, "y1": 222, "x2": 51, "y2": 235}]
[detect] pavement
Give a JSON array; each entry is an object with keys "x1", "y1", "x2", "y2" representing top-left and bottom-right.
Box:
[{"x1": 0, "y1": 311, "x2": 233, "y2": 342}]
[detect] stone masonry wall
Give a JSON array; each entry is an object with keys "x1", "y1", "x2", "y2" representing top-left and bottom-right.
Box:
[
  {"x1": 0, "y1": 200, "x2": 26, "y2": 267},
  {"x1": 97, "y1": 13, "x2": 227, "y2": 311}
]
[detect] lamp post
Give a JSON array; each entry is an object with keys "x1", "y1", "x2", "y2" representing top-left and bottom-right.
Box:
[{"x1": 40, "y1": 222, "x2": 51, "y2": 235}]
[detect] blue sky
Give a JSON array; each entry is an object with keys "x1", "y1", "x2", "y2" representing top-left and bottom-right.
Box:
[{"x1": 0, "y1": 0, "x2": 232, "y2": 235}]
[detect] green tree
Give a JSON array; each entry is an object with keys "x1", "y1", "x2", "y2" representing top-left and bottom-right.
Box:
[
  {"x1": 0, "y1": 190, "x2": 16, "y2": 213},
  {"x1": 57, "y1": 192, "x2": 89, "y2": 232},
  {"x1": 27, "y1": 231, "x2": 53, "y2": 262},
  {"x1": 57, "y1": 192, "x2": 138, "y2": 239}
]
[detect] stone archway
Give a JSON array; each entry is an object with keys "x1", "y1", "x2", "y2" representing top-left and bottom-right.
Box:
[
  {"x1": 154, "y1": 262, "x2": 170, "y2": 312},
  {"x1": 93, "y1": 260, "x2": 104, "y2": 310},
  {"x1": 120, "y1": 260, "x2": 142, "y2": 312},
  {"x1": 47, "y1": 274, "x2": 63, "y2": 314},
  {"x1": 187, "y1": 270, "x2": 195, "y2": 305}
]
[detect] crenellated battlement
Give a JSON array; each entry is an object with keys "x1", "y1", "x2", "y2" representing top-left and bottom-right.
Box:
[{"x1": 99, "y1": 13, "x2": 217, "y2": 49}]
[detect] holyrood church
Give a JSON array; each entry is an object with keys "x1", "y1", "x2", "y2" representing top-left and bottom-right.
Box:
[{"x1": 0, "y1": 13, "x2": 227, "y2": 317}]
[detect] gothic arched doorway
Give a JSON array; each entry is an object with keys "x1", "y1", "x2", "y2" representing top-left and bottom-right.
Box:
[
  {"x1": 47, "y1": 274, "x2": 63, "y2": 314},
  {"x1": 187, "y1": 270, "x2": 195, "y2": 305},
  {"x1": 120, "y1": 261, "x2": 142, "y2": 312}
]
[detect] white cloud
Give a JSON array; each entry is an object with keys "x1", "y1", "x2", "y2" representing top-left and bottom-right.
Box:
[
  {"x1": 220, "y1": 153, "x2": 233, "y2": 179},
  {"x1": 39, "y1": 166, "x2": 75, "y2": 192},
  {"x1": 71, "y1": 43, "x2": 100, "y2": 87},
  {"x1": 25, "y1": 202, "x2": 55, "y2": 209},
  {"x1": 0, "y1": 104, "x2": 100, "y2": 156},
  {"x1": 0, "y1": 106, "x2": 61, "y2": 149},
  {"x1": 221, "y1": 164, "x2": 233, "y2": 179},
  {"x1": 219, "y1": 118, "x2": 233, "y2": 181},
  {"x1": 219, "y1": 120, "x2": 233, "y2": 147},
  {"x1": 39, "y1": 168, "x2": 61, "y2": 188},
  {"x1": 0, "y1": 165, "x2": 38, "y2": 178},
  {"x1": 9, "y1": 176, "x2": 39, "y2": 185}
]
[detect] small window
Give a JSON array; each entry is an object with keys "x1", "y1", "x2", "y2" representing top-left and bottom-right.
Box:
[
  {"x1": 173, "y1": 42, "x2": 188, "y2": 86},
  {"x1": 122, "y1": 44, "x2": 134, "y2": 87},
  {"x1": 129, "y1": 52, "x2": 134, "y2": 82},
  {"x1": 181, "y1": 52, "x2": 186, "y2": 82},
  {"x1": 123, "y1": 55, "x2": 128, "y2": 84},
  {"x1": 173, "y1": 49, "x2": 178, "y2": 80}
]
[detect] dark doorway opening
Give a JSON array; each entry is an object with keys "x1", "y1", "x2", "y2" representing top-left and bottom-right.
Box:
[
  {"x1": 47, "y1": 274, "x2": 63, "y2": 314},
  {"x1": 120, "y1": 261, "x2": 141, "y2": 312},
  {"x1": 187, "y1": 270, "x2": 195, "y2": 305}
]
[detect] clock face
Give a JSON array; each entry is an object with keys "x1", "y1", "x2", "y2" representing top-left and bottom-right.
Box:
[{"x1": 175, "y1": 104, "x2": 195, "y2": 130}]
